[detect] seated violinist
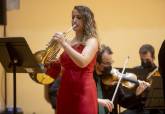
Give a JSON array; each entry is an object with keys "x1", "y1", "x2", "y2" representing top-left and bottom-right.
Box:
[{"x1": 94, "y1": 44, "x2": 150, "y2": 114}]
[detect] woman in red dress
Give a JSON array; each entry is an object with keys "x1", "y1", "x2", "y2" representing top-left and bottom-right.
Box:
[{"x1": 49, "y1": 5, "x2": 99, "y2": 114}]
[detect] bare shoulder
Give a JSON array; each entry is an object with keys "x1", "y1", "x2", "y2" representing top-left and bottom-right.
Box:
[{"x1": 86, "y1": 37, "x2": 98, "y2": 46}]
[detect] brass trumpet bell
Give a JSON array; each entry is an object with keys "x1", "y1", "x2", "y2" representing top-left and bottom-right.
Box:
[
  {"x1": 34, "y1": 50, "x2": 46, "y2": 63},
  {"x1": 29, "y1": 50, "x2": 55, "y2": 85},
  {"x1": 29, "y1": 25, "x2": 75, "y2": 85}
]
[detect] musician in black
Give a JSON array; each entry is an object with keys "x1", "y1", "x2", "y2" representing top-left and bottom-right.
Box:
[
  {"x1": 122, "y1": 44, "x2": 163, "y2": 114},
  {"x1": 158, "y1": 40, "x2": 165, "y2": 99},
  {"x1": 46, "y1": 76, "x2": 61, "y2": 109},
  {"x1": 94, "y1": 45, "x2": 149, "y2": 114}
]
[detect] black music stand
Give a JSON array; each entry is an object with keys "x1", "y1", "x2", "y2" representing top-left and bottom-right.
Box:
[{"x1": 0, "y1": 37, "x2": 42, "y2": 114}]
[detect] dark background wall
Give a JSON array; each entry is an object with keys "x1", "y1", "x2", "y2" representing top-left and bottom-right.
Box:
[{"x1": 0, "y1": 0, "x2": 7, "y2": 25}]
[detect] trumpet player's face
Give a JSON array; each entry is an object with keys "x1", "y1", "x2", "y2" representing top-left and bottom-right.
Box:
[{"x1": 72, "y1": 9, "x2": 84, "y2": 32}]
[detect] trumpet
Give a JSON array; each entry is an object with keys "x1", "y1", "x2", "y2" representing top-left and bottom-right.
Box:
[
  {"x1": 30, "y1": 25, "x2": 76, "y2": 85},
  {"x1": 37, "y1": 25, "x2": 76, "y2": 64}
]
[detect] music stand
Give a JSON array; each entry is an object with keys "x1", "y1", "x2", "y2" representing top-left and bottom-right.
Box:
[{"x1": 0, "y1": 37, "x2": 42, "y2": 114}]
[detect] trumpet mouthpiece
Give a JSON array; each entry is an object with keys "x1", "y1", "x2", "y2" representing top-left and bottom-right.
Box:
[{"x1": 72, "y1": 24, "x2": 77, "y2": 28}]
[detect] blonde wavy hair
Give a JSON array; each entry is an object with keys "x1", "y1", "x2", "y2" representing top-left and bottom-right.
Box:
[{"x1": 74, "y1": 5, "x2": 98, "y2": 41}]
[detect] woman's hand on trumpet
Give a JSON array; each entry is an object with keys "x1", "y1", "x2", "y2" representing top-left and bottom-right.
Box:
[
  {"x1": 136, "y1": 80, "x2": 150, "y2": 96},
  {"x1": 52, "y1": 32, "x2": 67, "y2": 47}
]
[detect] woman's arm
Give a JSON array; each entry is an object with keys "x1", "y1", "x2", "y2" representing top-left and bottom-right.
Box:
[
  {"x1": 63, "y1": 38, "x2": 98, "y2": 68},
  {"x1": 53, "y1": 33, "x2": 98, "y2": 68}
]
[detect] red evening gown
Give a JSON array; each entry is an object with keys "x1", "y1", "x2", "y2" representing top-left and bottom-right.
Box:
[{"x1": 47, "y1": 43, "x2": 98, "y2": 114}]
